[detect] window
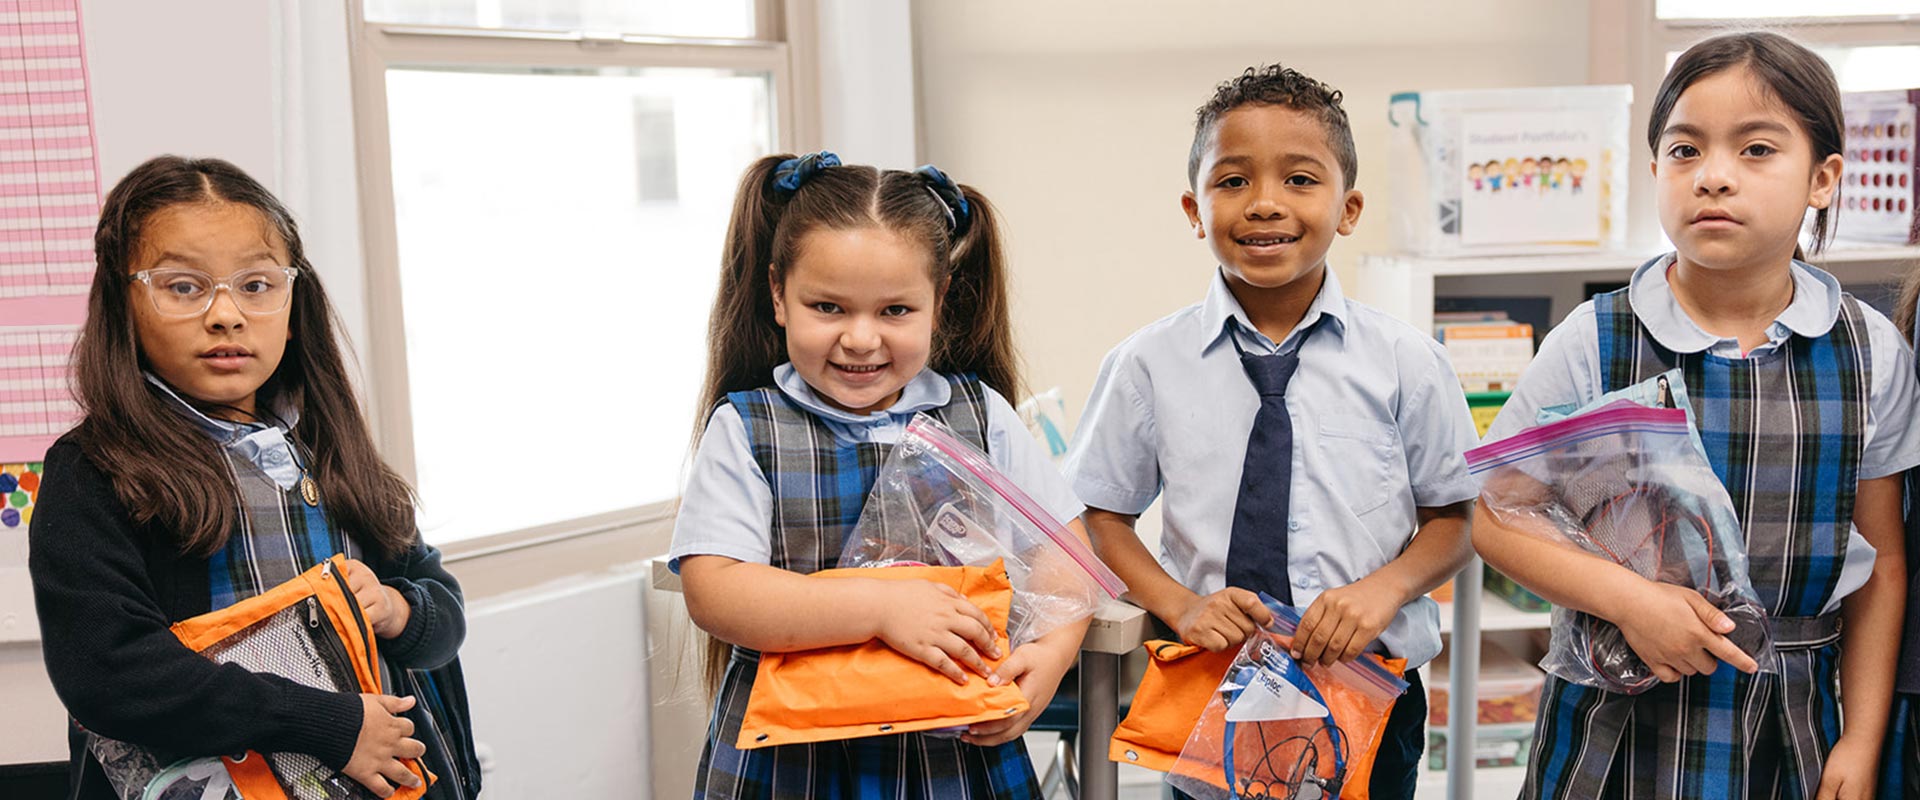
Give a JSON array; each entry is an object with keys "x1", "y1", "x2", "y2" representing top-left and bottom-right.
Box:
[
  {"x1": 1657, "y1": 0, "x2": 1920, "y2": 20},
  {"x1": 1645, "y1": 2, "x2": 1920, "y2": 88},
  {"x1": 350, "y1": 1, "x2": 815, "y2": 543},
  {"x1": 365, "y1": 0, "x2": 757, "y2": 39}
]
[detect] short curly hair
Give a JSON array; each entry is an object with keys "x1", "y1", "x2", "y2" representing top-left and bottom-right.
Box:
[{"x1": 1189, "y1": 64, "x2": 1357, "y2": 190}]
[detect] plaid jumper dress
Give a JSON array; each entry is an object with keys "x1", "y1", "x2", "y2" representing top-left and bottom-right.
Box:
[
  {"x1": 1522, "y1": 280, "x2": 1869, "y2": 800},
  {"x1": 692, "y1": 373, "x2": 1045, "y2": 800}
]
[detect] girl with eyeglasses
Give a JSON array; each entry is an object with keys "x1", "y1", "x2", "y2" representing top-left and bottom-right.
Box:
[{"x1": 29, "y1": 156, "x2": 478, "y2": 800}]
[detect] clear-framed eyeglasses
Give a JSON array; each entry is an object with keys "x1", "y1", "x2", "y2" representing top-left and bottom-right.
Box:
[{"x1": 129, "y1": 266, "x2": 300, "y2": 318}]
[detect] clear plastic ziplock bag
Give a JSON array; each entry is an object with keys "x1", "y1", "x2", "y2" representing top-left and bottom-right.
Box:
[
  {"x1": 1168, "y1": 599, "x2": 1407, "y2": 800},
  {"x1": 1465, "y1": 400, "x2": 1776, "y2": 694},
  {"x1": 840, "y1": 413, "x2": 1126, "y2": 648}
]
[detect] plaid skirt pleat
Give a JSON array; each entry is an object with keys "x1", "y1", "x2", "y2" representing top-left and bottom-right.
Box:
[
  {"x1": 692, "y1": 374, "x2": 1042, "y2": 800},
  {"x1": 1521, "y1": 276, "x2": 1869, "y2": 800}
]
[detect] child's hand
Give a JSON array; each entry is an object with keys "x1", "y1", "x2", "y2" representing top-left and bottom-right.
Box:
[
  {"x1": 1174, "y1": 588, "x2": 1272, "y2": 652},
  {"x1": 1815, "y1": 733, "x2": 1878, "y2": 800},
  {"x1": 341, "y1": 559, "x2": 412, "y2": 639},
  {"x1": 960, "y1": 641, "x2": 1075, "y2": 747},
  {"x1": 874, "y1": 579, "x2": 1003, "y2": 685},
  {"x1": 344, "y1": 694, "x2": 426, "y2": 798},
  {"x1": 1617, "y1": 582, "x2": 1760, "y2": 681},
  {"x1": 1292, "y1": 581, "x2": 1401, "y2": 666}
]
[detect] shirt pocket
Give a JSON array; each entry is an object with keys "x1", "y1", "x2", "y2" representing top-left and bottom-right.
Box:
[{"x1": 1314, "y1": 414, "x2": 1400, "y2": 518}]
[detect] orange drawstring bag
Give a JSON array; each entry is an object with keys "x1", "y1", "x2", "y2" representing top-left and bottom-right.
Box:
[
  {"x1": 737, "y1": 560, "x2": 1031, "y2": 749},
  {"x1": 1109, "y1": 640, "x2": 1238, "y2": 773},
  {"x1": 1164, "y1": 601, "x2": 1408, "y2": 800},
  {"x1": 139, "y1": 554, "x2": 434, "y2": 800},
  {"x1": 1111, "y1": 633, "x2": 1408, "y2": 798}
]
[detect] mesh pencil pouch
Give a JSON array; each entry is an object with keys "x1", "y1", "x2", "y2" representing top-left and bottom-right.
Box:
[{"x1": 90, "y1": 554, "x2": 434, "y2": 800}]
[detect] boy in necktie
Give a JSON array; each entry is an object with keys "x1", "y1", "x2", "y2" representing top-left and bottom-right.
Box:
[{"x1": 1064, "y1": 64, "x2": 1480, "y2": 799}]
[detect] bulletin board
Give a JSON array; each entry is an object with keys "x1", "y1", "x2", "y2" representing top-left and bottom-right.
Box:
[{"x1": 0, "y1": 0, "x2": 102, "y2": 642}]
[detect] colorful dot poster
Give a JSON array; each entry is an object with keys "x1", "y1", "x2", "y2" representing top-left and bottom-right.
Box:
[
  {"x1": 0, "y1": 0, "x2": 101, "y2": 465},
  {"x1": 0, "y1": 461, "x2": 37, "y2": 529}
]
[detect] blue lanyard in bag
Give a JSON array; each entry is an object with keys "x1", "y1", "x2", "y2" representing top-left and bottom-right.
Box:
[{"x1": 1220, "y1": 639, "x2": 1348, "y2": 800}]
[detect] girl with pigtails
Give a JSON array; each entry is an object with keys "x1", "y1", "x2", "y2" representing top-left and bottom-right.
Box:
[{"x1": 667, "y1": 152, "x2": 1090, "y2": 799}]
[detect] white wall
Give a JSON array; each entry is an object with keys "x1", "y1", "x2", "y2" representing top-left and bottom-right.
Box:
[
  {"x1": 912, "y1": 0, "x2": 1593, "y2": 423},
  {"x1": 462, "y1": 568, "x2": 654, "y2": 798},
  {"x1": 815, "y1": 0, "x2": 917, "y2": 169}
]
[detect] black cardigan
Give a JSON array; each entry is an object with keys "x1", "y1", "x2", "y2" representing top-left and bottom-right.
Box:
[{"x1": 27, "y1": 434, "x2": 467, "y2": 797}]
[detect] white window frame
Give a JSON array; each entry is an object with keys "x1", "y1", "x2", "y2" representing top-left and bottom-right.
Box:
[
  {"x1": 344, "y1": 1, "x2": 820, "y2": 555},
  {"x1": 1591, "y1": 0, "x2": 1920, "y2": 248}
]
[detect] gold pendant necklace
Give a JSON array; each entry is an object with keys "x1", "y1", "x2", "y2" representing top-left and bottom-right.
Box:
[{"x1": 300, "y1": 475, "x2": 320, "y2": 507}]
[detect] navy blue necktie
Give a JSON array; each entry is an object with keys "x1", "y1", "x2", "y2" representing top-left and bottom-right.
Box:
[{"x1": 1225, "y1": 321, "x2": 1316, "y2": 605}]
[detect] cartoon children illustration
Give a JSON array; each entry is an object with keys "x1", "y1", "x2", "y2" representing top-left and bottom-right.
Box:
[
  {"x1": 1553, "y1": 157, "x2": 1571, "y2": 191},
  {"x1": 1487, "y1": 160, "x2": 1506, "y2": 192},
  {"x1": 1469, "y1": 161, "x2": 1486, "y2": 191},
  {"x1": 1570, "y1": 157, "x2": 1588, "y2": 194},
  {"x1": 1521, "y1": 157, "x2": 1538, "y2": 188},
  {"x1": 1502, "y1": 158, "x2": 1520, "y2": 192}
]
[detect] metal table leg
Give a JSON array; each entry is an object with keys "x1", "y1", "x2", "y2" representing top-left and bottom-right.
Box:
[{"x1": 1078, "y1": 650, "x2": 1121, "y2": 800}]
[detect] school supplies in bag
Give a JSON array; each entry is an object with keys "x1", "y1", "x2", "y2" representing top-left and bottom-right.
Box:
[
  {"x1": 839, "y1": 413, "x2": 1126, "y2": 647},
  {"x1": 1465, "y1": 399, "x2": 1776, "y2": 695},
  {"x1": 89, "y1": 554, "x2": 433, "y2": 800},
  {"x1": 1167, "y1": 600, "x2": 1408, "y2": 800},
  {"x1": 1110, "y1": 640, "x2": 1239, "y2": 772},
  {"x1": 736, "y1": 560, "x2": 1031, "y2": 749}
]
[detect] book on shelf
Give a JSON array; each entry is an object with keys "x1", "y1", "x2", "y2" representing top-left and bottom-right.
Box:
[{"x1": 1437, "y1": 320, "x2": 1534, "y2": 393}]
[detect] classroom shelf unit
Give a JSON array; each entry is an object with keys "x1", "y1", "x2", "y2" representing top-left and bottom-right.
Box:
[{"x1": 1356, "y1": 244, "x2": 1920, "y2": 337}]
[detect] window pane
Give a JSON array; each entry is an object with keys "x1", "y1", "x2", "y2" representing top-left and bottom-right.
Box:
[
  {"x1": 385, "y1": 66, "x2": 773, "y2": 542},
  {"x1": 1824, "y1": 45, "x2": 1920, "y2": 91},
  {"x1": 1657, "y1": 0, "x2": 1920, "y2": 18},
  {"x1": 365, "y1": 0, "x2": 757, "y2": 39}
]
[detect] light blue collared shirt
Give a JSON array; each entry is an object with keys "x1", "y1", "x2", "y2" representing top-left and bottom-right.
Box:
[
  {"x1": 1064, "y1": 268, "x2": 1482, "y2": 668},
  {"x1": 145, "y1": 373, "x2": 305, "y2": 489},
  {"x1": 1486, "y1": 254, "x2": 1920, "y2": 614},
  {"x1": 668, "y1": 365, "x2": 1086, "y2": 571}
]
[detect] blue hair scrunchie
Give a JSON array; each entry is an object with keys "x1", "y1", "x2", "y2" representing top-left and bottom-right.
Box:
[
  {"x1": 771, "y1": 151, "x2": 840, "y2": 196},
  {"x1": 915, "y1": 164, "x2": 972, "y2": 237}
]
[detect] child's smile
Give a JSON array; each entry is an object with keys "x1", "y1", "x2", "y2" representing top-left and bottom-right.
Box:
[
  {"x1": 1233, "y1": 230, "x2": 1301, "y2": 259},
  {"x1": 773, "y1": 227, "x2": 940, "y2": 416},
  {"x1": 1183, "y1": 104, "x2": 1361, "y2": 296}
]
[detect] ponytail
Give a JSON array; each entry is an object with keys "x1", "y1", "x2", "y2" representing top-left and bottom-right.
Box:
[
  {"x1": 697, "y1": 155, "x2": 794, "y2": 439},
  {"x1": 931, "y1": 182, "x2": 1021, "y2": 403}
]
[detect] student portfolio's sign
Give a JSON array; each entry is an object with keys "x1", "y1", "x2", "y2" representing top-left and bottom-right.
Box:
[{"x1": 1460, "y1": 111, "x2": 1605, "y2": 246}]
